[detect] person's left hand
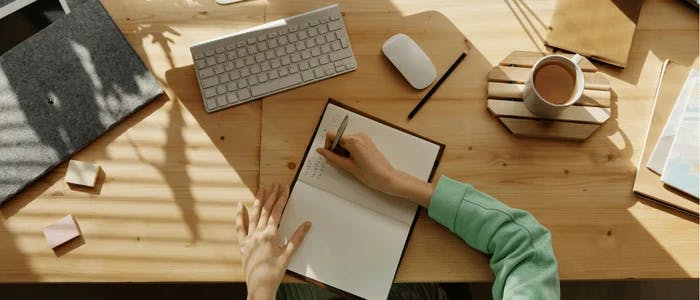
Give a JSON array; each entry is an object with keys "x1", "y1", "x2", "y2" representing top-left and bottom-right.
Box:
[{"x1": 235, "y1": 184, "x2": 312, "y2": 300}]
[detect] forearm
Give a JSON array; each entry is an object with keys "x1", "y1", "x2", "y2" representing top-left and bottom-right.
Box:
[{"x1": 386, "y1": 170, "x2": 433, "y2": 207}]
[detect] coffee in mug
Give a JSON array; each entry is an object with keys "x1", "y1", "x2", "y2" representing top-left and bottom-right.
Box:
[{"x1": 522, "y1": 54, "x2": 585, "y2": 117}]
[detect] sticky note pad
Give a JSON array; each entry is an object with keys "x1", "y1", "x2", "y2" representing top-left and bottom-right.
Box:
[
  {"x1": 65, "y1": 160, "x2": 100, "y2": 187},
  {"x1": 43, "y1": 215, "x2": 81, "y2": 249}
]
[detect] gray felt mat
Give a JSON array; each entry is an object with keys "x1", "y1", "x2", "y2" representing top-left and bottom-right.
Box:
[{"x1": 0, "y1": 0, "x2": 163, "y2": 204}]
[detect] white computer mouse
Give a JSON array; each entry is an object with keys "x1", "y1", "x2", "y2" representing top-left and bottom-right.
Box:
[{"x1": 382, "y1": 33, "x2": 437, "y2": 89}]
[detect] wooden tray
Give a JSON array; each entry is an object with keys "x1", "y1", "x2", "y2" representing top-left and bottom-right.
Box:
[{"x1": 486, "y1": 51, "x2": 612, "y2": 141}]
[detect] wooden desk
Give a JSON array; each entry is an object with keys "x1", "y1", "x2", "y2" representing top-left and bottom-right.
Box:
[{"x1": 1, "y1": 0, "x2": 698, "y2": 283}]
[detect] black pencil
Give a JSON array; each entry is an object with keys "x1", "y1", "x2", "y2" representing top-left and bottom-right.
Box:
[{"x1": 408, "y1": 51, "x2": 467, "y2": 119}]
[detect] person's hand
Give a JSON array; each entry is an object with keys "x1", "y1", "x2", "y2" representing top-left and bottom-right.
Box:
[
  {"x1": 316, "y1": 132, "x2": 434, "y2": 207},
  {"x1": 235, "y1": 184, "x2": 312, "y2": 300}
]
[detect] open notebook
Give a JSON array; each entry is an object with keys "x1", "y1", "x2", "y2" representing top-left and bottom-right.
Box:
[{"x1": 278, "y1": 99, "x2": 444, "y2": 299}]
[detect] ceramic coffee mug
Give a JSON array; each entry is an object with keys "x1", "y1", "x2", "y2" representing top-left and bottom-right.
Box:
[{"x1": 522, "y1": 54, "x2": 584, "y2": 117}]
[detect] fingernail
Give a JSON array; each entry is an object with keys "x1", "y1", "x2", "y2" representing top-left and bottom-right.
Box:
[
  {"x1": 304, "y1": 221, "x2": 312, "y2": 230},
  {"x1": 316, "y1": 148, "x2": 321, "y2": 153}
]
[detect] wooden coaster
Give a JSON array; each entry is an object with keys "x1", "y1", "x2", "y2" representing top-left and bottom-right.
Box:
[{"x1": 487, "y1": 51, "x2": 612, "y2": 141}]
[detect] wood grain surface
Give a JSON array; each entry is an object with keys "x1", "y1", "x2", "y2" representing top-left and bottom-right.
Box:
[{"x1": 0, "y1": 0, "x2": 697, "y2": 283}]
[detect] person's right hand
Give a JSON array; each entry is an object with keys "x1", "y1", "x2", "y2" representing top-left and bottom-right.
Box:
[{"x1": 316, "y1": 132, "x2": 434, "y2": 207}]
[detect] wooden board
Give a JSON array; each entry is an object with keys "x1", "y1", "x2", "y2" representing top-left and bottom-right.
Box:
[{"x1": 487, "y1": 51, "x2": 612, "y2": 141}]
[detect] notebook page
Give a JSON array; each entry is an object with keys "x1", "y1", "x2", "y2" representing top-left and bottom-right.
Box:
[
  {"x1": 298, "y1": 102, "x2": 441, "y2": 224},
  {"x1": 279, "y1": 181, "x2": 411, "y2": 300}
]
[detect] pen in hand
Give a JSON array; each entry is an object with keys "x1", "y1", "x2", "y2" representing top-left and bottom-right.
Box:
[{"x1": 328, "y1": 115, "x2": 350, "y2": 157}]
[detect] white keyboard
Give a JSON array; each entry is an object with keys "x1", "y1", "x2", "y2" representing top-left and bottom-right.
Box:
[{"x1": 190, "y1": 4, "x2": 357, "y2": 112}]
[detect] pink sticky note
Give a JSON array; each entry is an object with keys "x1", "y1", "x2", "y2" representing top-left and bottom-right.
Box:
[{"x1": 43, "y1": 215, "x2": 81, "y2": 249}]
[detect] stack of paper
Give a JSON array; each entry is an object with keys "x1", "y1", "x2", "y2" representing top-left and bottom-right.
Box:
[{"x1": 633, "y1": 61, "x2": 699, "y2": 216}]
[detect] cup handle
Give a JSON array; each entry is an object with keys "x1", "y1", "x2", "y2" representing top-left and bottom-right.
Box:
[{"x1": 570, "y1": 54, "x2": 583, "y2": 65}]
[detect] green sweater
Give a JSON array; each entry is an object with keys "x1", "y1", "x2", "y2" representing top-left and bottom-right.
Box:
[{"x1": 428, "y1": 176, "x2": 560, "y2": 300}]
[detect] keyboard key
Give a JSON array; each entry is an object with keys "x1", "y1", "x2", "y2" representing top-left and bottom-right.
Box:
[
  {"x1": 261, "y1": 61, "x2": 271, "y2": 71},
  {"x1": 248, "y1": 76, "x2": 258, "y2": 85},
  {"x1": 199, "y1": 67, "x2": 215, "y2": 78},
  {"x1": 310, "y1": 19, "x2": 319, "y2": 26},
  {"x1": 258, "y1": 72, "x2": 268, "y2": 82},
  {"x1": 301, "y1": 70, "x2": 314, "y2": 81},
  {"x1": 275, "y1": 47, "x2": 285, "y2": 56},
  {"x1": 271, "y1": 58, "x2": 281, "y2": 68},
  {"x1": 331, "y1": 40, "x2": 341, "y2": 51},
  {"x1": 343, "y1": 58, "x2": 356, "y2": 69},
  {"x1": 268, "y1": 39, "x2": 278, "y2": 48},
  {"x1": 195, "y1": 59, "x2": 207, "y2": 69},
  {"x1": 238, "y1": 78, "x2": 248, "y2": 88},
  {"x1": 321, "y1": 16, "x2": 330, "y2": 23},
  {"x1": 279, "y1": 28, "x2": 288, "y2": 35},
  {"x1": 225, "y1": 61, "x2": 235, "y2": 71},
  {"x1": 215, "y1": 65, "x2": 225, "y2": 74},
  {"x1": 206, "y1": 57, "x2": 217, "y2": 66},
  {"x1": 258, "y1": 42, "x2": 268, "y2": 52},
  {"x1": 230, "y1": 70, "x2": 240, "y2": 80},
  {"x1": 251, "y1": 64, "x2": 261, "y2": 74},
  {"x1": 205, "y1": 50, "x2": 215, "y2": 56},
  {"x1": 193, "y1": 52, "x2": 204, "y2": 59},
  {"x1": 268, "y1": 32, "x2": 278, "y2": 39},
  {"x1": 300, "y1": 23, "x2": 308, "y2": 29},
  {"x1": 315, "y1": 36, "x2": 325, "y2": 45},
  {"x1": 328, "y1": 20, "x2": 342, "y2": 31},
  {"x1": 240, "y1": 67, "x2": 251, "y2": 77},
  {"x1": 325, "y1": 32, "x2": 335, "y2": 42},
  {"x1": 286, "y1": 44, "x2": 295, "y2": 54},
  {"x1": 219, "y1": 73, "x2": 230, "y2": 83},
  {"x1": 288, "y1": 34, "x2": 298, "y2": 43},
  {"x1": 202, "y1": 76, "x2": 219, "y2": 88},
  {"x1": 227, "y1": 51, "x2": 237, "y2": 60},
  {"x1": 227, "y1": 81, "x2": 237, "y2": 91},
  {"x1": 247, "y1": 37, "x2": 256, "y2": 45},
  {"x1": 309, "y1": 27, "x2": 318, "y2": 37},
  {"x1": 258, "y1": 35, "x2": 266, "y2": 42},
  {"x1": 301, "y1": 50, "x2": 311, "y2": 59},
  {"x1": 296, "y1": 41, "x2": 306, "y2": 50},
  {"x1": 247, "y1": 45, "x2": 257, "y2": 54},
  {"x1": 251, "y1": 73, "x2": 302, "y2": 96},
  {"x1": 203, "y1": 87, "x2": 217, "y2": 98},
  {"x1": 335, "y1": 62, "x2": 346, "y2": 72},
  {"x1": 245, "y1": 56, "x2": 255, "y2": 65},
  {"x1": 236, "y1": 41, "x2": 246, "y2": 48},
  {"x1": 314, "y1": 67, "x2": 323, "y2": 78},
  {"x1": 289, "y1": 64, "x2": 299, "y2": 73},
  {"x1": 323, "y1": 64, "x2": 335, "y2": 75},
  {"x1": 279, "y1": 67, "x2": 289, "y2": 77},
  {"x1": 238, "y1": 89, "x2": 252, "y2": 100},
  {"x1": 298, "y1": 30, "x2": 308, "y2": 39},
  {"x1": 255, "y1": 53, "x2": 265, "y2": 63},
  {"x1": 217, "y1": 95, "x2": 227, "y2": 106},
  {"x1": 299, "y1": 60, "x2": 310, "y2": 70},
  {"x1": 290, "y1": 25, "x2": 299, "y2": 32},
  {"x1": 217, "y1": 85, "x2": 227, "y2": 94},
  {"x1": 227, "y1": 93, "x2": 238, "y2": 104},
  {"x1": 235, "y1": 58, "x2": 245, "y2": 68},
  {"x1": 281, "y1": 55, "x2": 291, "y2": 65},
  {"x1": 237, "y1": 48, "x2": 248, "y2": 57},
  {"x1": 320, "y1": 54, "x2": 329, "y2": 64},
  {"x1": 329, "y1": 48, "x2": 352, "y2": 61},
  {"x1": 311, "y1": 47, "x2": 321, "y2": 57},
  {"x1": 216, "y1": 47, "x2": 225, "y2": 54},
  {"x1": 321, "y1": 44, "x2": 331, "y2": 54},
  {"x1": 310, "y1": 57, "x2": 320, "y2": 67},
  {"x1": 268, "y1": 70, "x2": 279, "y2": 79},
  {"x1": 318, "y1": 23, "x2": 328, "y2": 34},
  {"x1": 330, "y1": 13, "x2": 340, "y2": 20},
  {"x1": 306, "y1": 39, "x2": 315, "y2": 48},
  {"x1": 278, "y1": 36, "x2": 288, "y2": 45},
  {"x1": 291, "y1": 53, "x2": 301, "y2": 62},
  {"x1": 206, "y1": 98, "x2": 217, "y2": 110},
  {"x1": 226, "y1": 44, "x2": 236, "y2": 51},
  {"x1": 340, "y1": 36, "x2": 349, "y2": 48}
]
